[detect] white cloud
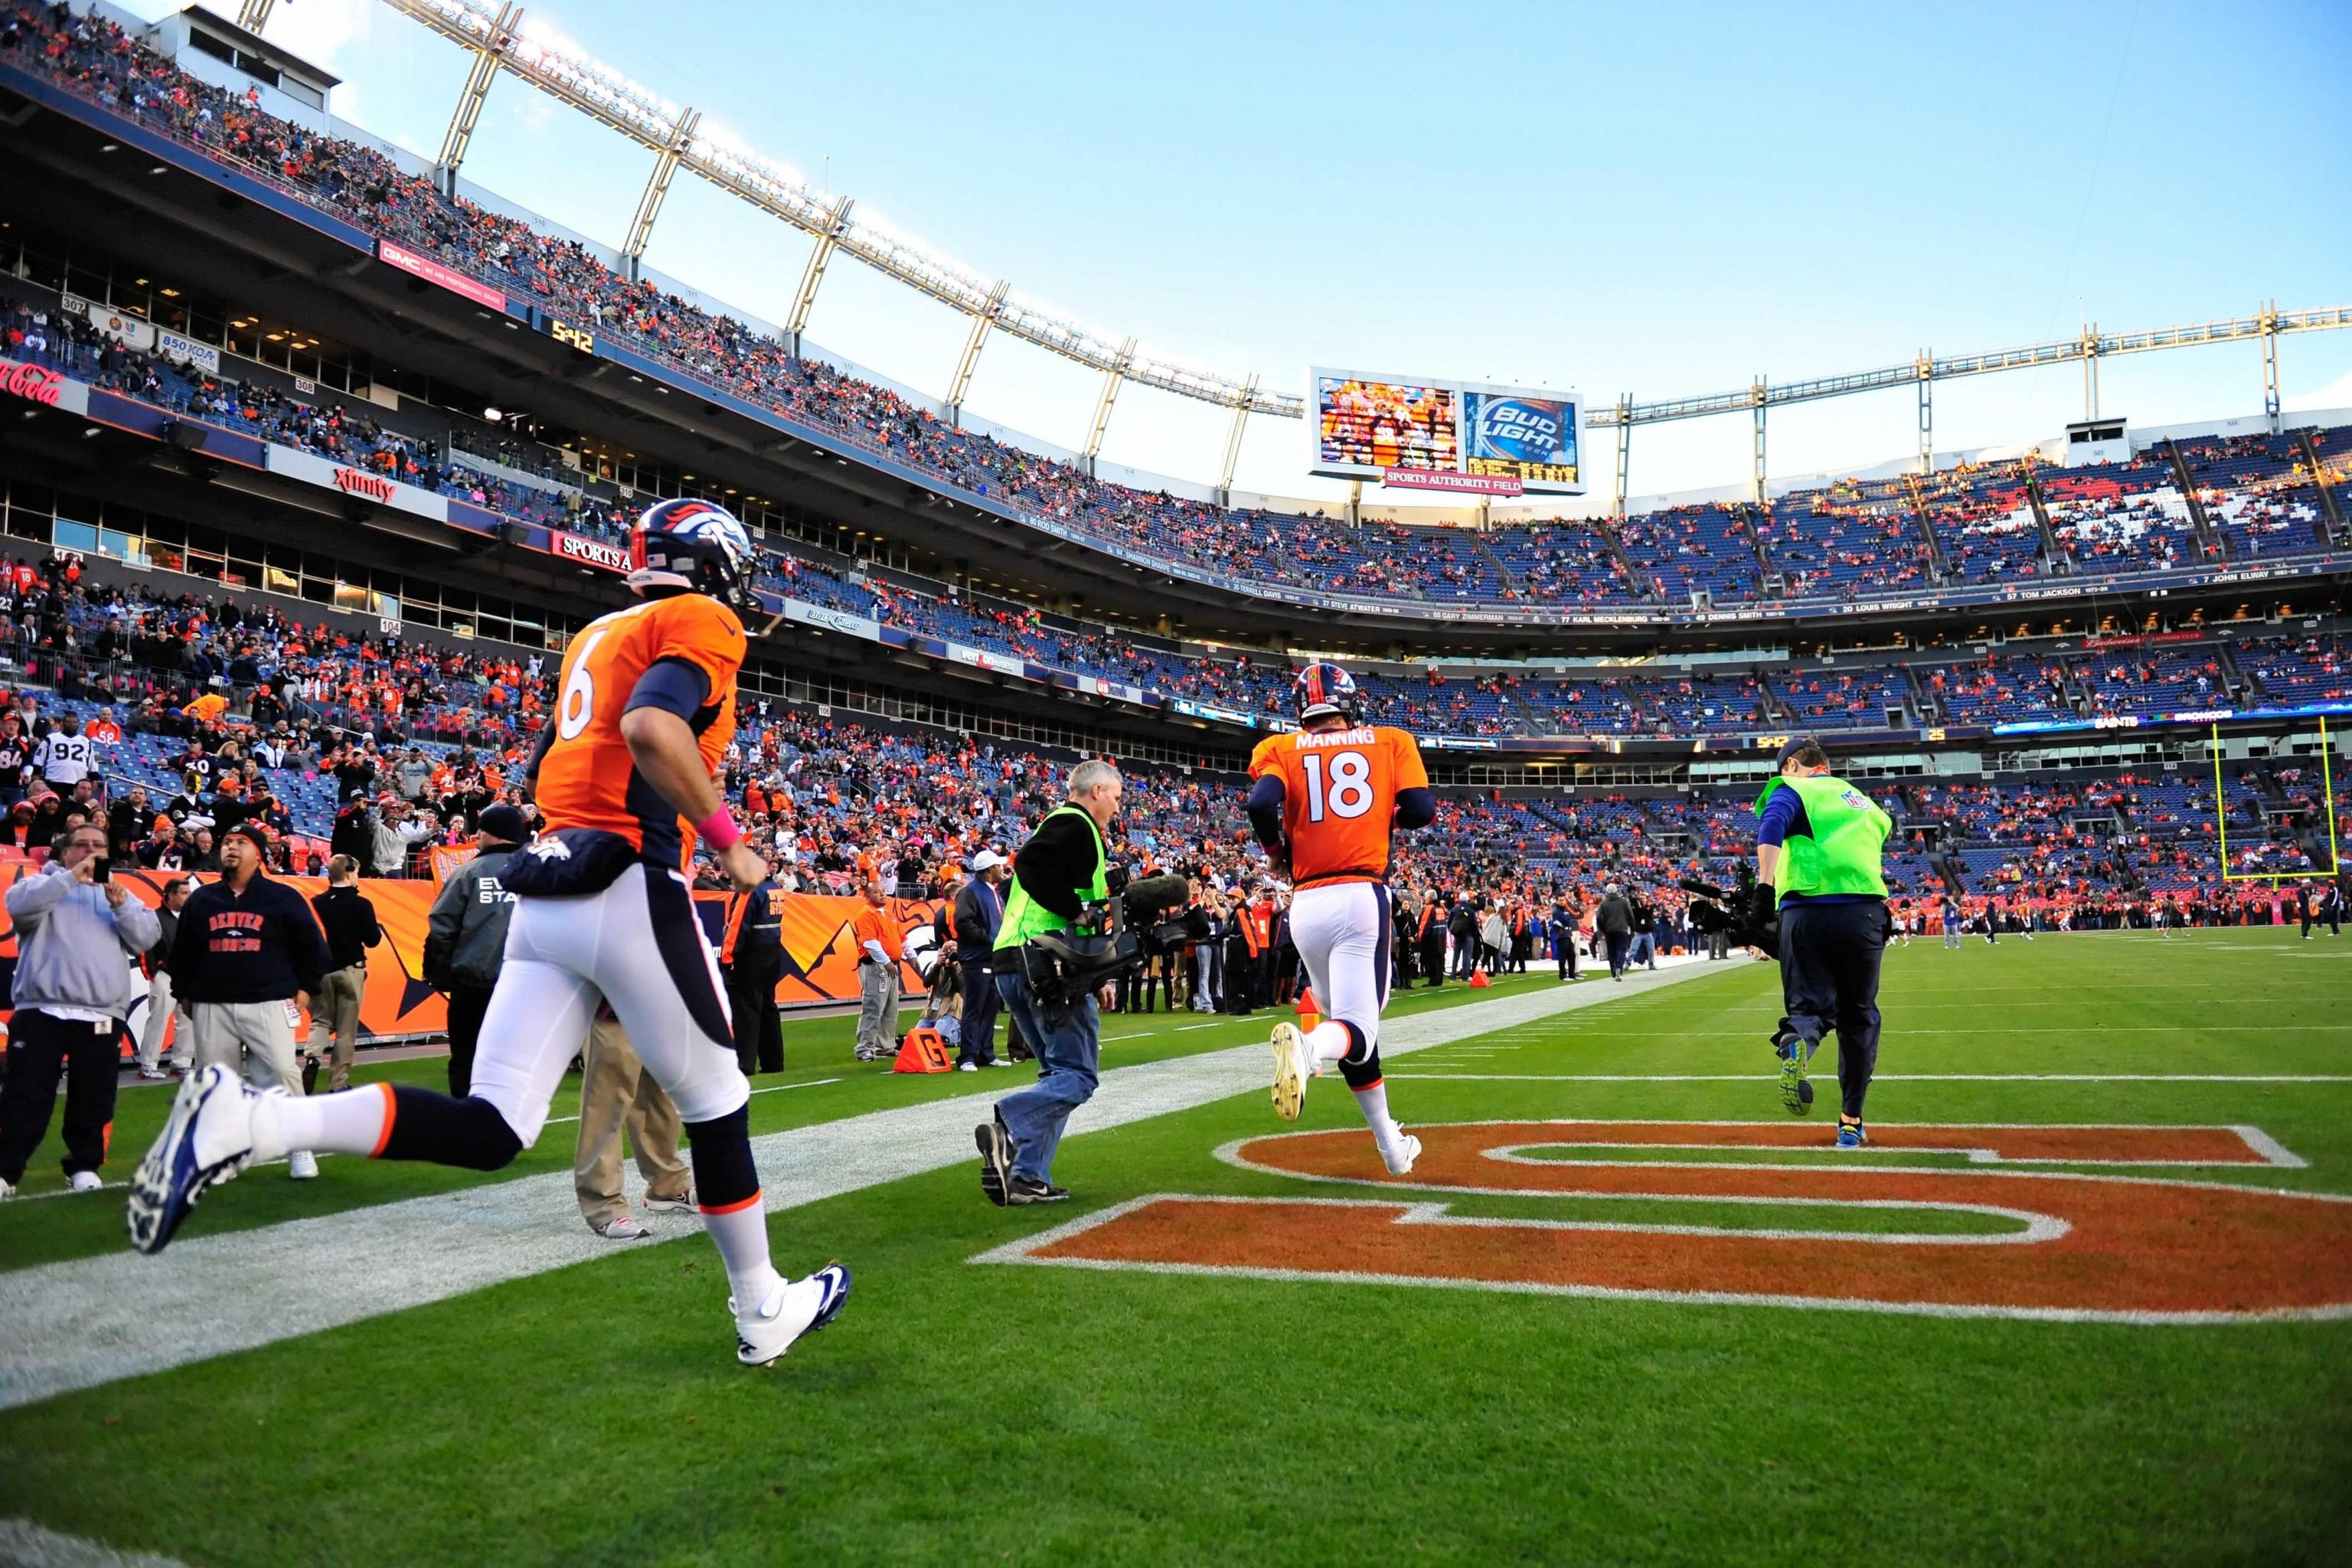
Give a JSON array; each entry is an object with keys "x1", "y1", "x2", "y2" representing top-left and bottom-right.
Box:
[{"x1": 2285, "y1": 368, "x2": 2352, "y2": 415}]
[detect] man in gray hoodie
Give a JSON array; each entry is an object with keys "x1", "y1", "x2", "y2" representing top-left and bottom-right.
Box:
[{"x1": 0, "y1": 822, "x2": 164, "y2": 1196}]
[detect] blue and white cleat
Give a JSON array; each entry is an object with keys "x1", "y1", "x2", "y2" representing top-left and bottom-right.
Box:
[
  {"x1": 734, "y1": 1264, "x2": 853, "y2": 1367},
  {"x1": 126, "y1": 1065, "x2": 262, "y2": 1256},
  {"x1": 1834, "y1": 1117, "x2": 1869, "y2": 1149}
]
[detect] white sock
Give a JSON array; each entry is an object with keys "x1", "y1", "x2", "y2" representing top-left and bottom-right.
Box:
[
  {"x1": 1304, "y1": 1021, "x2": 1354, "y2": 1066},
  {"x1": 251, "y1": 1082, "x2": 392, "y2": 1161},
  {"x1": 1351, "y1": 1081, "x2": 1403, "y2": 1156},
  {"x1": 701, "y1": 1198, "x2": 784, "y2": 1308}
]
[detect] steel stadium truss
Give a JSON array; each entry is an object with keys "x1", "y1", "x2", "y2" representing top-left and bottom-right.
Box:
[{"x1": 290, "y1": 2, "x2": 2352, "y2": 511}]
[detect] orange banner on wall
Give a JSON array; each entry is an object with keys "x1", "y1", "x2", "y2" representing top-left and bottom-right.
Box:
[{"x1": 0, "y1": 859, "x2": 943, "y2": 1049}]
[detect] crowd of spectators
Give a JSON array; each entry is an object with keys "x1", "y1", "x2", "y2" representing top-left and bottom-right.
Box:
[{"x1": 12, "y1": 0, "x2": 2347, "y2": 619}]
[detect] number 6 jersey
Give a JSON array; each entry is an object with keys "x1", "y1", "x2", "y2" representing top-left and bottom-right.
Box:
[
  {"x1": 1246, "y1": 724, "x2": 1429, "y2": 887},
  {"x1": 532, "y1": 592, "x2": 744, "y2": 869}
]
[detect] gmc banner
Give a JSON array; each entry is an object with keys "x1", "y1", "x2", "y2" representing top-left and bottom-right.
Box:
[
  {"x1": 377, "y1": 240, "x2": 508, "y2": 313},
  {"x1": 263, "y1": 446, "x2": 451, "y2": 522}
]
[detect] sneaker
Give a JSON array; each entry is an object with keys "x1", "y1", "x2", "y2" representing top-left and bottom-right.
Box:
[
  {"x1": 733, "y1": 1264, "x2": 852, "y2": 1367},
  {"x1": 642, "y1": 1190, "x2": 697, "y2": 1214},
  {"x1": 127, "y1": 1064, "x2": 263, "y2": 1255},
  {"x1": 1382, "y1": 1132, "x2": 1423, "y2": 1178},
  {"x1": 135, "y1": 1066, "x2": 170, "y2": 1082},
  {"x1": 986, "y1": 1058, "x2": 1013, "y2": 1069},
  {"x1": 67, "y1": 1170, "x2": 105, "y2": 1193},
  {"x1": 287, "y1": 1150, "x2": 319, "y2": 1181},
  {"x1": 1269, "y1": 1021, "x2": 1312, "y2": 1122},
  {"x1": 594, "y1": 1216, "x2": 652, "y2": 1240},
  {"x1": 1005, "y1": 1175, "x2": 1070, "y2": 1205},
  {"x1": 957, "y1": 1061, "x2": 978, "y2": 1073},
  {"x1": 1835, "y1": 1118, "x2": 1868, "y2": 1149},
  {"x1": 0, "y1": 1177, "x2": 13, "y2": 1200},
  {"x1": 1775, "y1": 1031, "x2": 1814, "y2": 1116},
  {"x1": 975, "y1": 1117, "x2": 1014, "y2": 1208}
]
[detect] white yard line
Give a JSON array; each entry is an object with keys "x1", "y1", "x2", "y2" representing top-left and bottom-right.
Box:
[
  {"x1": 0, "y1": 1519, "x2": 188, "y2": 1568},
  {"x1": 1390, "y1": 1073, "x2": 2352, "y2": 1084},
  {"x1": 0, "y1": 960, "x2": 1726, "y2": 1412}
]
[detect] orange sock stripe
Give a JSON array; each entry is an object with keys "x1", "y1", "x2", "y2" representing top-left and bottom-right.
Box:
[
  {"x1": 368, "y1": 1081, "x2": 397, "y2": 1158},
  {"x1": 700, "y1": 1190, "x2": 763, "y2": 1217},
  {"x1": 1354, "y1": 1077, "x2": 1383, "y2": 1092}
]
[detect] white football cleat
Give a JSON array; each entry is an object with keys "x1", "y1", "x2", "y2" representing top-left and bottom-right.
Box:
[
  {"x1": 1382, "y1": 1132, "x2": 1423, "y2": 1178},
  {"x1": 287, "y1": 1151, "x2": 319, "y2": 1181},
  {"x1": 733, "y1": 1265, "x2": 853, "y2": 1367},
  {"x1": 1269, "y1": 1022, "x2": 1312, "y2": 1122},
  {"x1": 127, "y1": 1065, "x2": 263, "y2": 1255},
  {"x1": 67, "y1": 1171, "x2": 105, "y2": 1193}
]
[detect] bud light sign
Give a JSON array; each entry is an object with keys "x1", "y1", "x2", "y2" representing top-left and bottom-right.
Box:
[{"x1": 1463, "y1": 391, "x2": 1579, "y2": 489}]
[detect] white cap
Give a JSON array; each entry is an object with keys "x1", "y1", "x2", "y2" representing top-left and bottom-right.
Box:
[{"x1": 969, "y1": 849, "x2": 1008, "y2": 873}]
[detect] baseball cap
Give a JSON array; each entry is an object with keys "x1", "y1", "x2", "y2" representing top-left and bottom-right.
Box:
[
  {"x1": 1775, "y1": 735, "x2": 1825, "y2": 768},
  {"x1": 969, "y1": 849, "x2": 1007, "y2": 873},
  {"x1": 476, "y1": 805, "x2": 530, "y2": 844}
]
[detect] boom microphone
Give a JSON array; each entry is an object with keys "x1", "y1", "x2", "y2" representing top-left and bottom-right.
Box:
[{"x1": 1122, "y1": 874, "x2": 1192, "y2": 923}]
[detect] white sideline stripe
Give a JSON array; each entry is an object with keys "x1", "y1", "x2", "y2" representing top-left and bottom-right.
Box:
[
  {"x1": 0, "y1": 959, "x2": 1727, "y2": 1412},
  {"x1": 1390, "y1": 1073, "x2": 2352, "y2": 1084},
  {"x1": 542, "y1": 1076, "x2": 841, "y2": 1128},
  {"x1": 0, "y1": 1521, "x2": 189, "y2": 1568}
]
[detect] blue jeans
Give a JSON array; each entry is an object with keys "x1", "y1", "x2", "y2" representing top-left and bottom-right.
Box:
[
  {"x1": 1628, "y1": 932, "x2": 1656, "y2": 969},
  {"x1": 994, "y1": 968, "x2": 1100, "y2": 1185}
]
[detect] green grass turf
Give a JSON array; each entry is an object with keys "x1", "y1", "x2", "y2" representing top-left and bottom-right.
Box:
[
  {"x1": 5, "y1": 930, "x2": 2350, "y2": 1567},
  {"x1": 0, "y1": 969, "x2": 1563, "y2": 1272}
]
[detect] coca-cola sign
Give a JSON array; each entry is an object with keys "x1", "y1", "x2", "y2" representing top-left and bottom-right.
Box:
[
  {"x1": 332, "y1": 466, "x2": 397, "y2": 504},
  {"x1": 2, "y1": 360, "x2": 65, "y2": 407},
  {"x1": 555, "y1": 531, "x2": 631, "y2": 573}
]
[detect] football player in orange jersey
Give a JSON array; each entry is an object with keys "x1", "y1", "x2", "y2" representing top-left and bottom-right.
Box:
[
  {"x1": 1247, "y1": 662, "x2": 1437, "y2": 1174},
  {"x1": 129, "y1": 499, "x2": 850, "y2": 1367}
]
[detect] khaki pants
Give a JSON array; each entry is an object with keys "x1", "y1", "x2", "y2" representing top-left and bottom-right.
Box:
[
  {"x1": 306, "y1": 964, "x2": 367, "y2": 1090},
  {"x1": 855, "y1": 960, "x2": 900, "y2": 1058},
  {"x1": 572, "y1": 1015, "x2": 691, "y2": 1230},
  {"x1": 135, "y1": 969, "x2": 193, "y2": 1073},
  {"x1": 189, "y1": 1000, "x2": 302, "y2": 1096}
]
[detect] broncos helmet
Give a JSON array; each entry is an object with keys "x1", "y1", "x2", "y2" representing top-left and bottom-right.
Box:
[
  {"x1": 629, "y1": 496, "x2": 761, "y2": 615},
  {"x1": 1293, "y1": 661, "x2": 1360, "y2": 724}
]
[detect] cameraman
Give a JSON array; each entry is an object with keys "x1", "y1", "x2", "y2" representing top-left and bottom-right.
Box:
[
  {"x1": 975, "y1": 760, "x2": 1122, "y2": 1207},
  {"x1": 1754, "y1": 738, "x2": 1894, "y2": 1148}
]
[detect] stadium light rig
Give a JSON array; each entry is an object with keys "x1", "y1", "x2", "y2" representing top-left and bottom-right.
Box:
[{"x1": 378, "y1": 0, "x2": 1302, "y2": 420}]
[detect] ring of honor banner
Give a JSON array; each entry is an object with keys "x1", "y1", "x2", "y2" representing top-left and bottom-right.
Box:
[{"x1": 0, "y1": 861, "x2": 943, "y2": 1056}]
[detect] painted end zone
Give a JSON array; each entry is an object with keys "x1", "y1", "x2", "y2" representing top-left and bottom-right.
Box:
[{"x1": 979, "y1": 1122, "x2": 2352, "y2": 1323}]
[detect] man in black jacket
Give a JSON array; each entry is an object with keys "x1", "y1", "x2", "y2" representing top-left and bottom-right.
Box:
[
  {"x1": 951, "y1": 850, "x2": 1009, "y2": 1070},
  {"x1": 720, "y1": 874, "x2": 786, "y2": 1077},
  {"x1": 167, "y1": 822, "x2": 329, "y2": 1179},
  {"x1": 422, "y1": 806, "x2": 525, "y2": 1096},
  {"x1": 1596, "y1": 883, "x2": 1635, "y2": 981},
  {"x1": 308, "y1": 854, "x2": 384, "y2": 1091}
]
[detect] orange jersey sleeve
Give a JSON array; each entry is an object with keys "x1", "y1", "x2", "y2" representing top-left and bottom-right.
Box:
[
  {"x1": 531, "y1": 593, "x2": 745, "y2": 867},
  {"x1": 1256, "y1": 724, "x2": 1426, "y2": 887}
]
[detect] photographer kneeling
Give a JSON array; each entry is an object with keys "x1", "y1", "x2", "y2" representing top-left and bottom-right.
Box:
[
  {"x1": 1754, "y1": 738, "x2": 1894, "y2": 1148},
  {"x1": 974, "y1": 760, "x2": 1125, "y2": 1207}
]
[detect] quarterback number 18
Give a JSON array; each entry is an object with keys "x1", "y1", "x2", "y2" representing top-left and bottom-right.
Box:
[{"x1": 1301, "y1": 750, "x2": 1374, "y2": 822}]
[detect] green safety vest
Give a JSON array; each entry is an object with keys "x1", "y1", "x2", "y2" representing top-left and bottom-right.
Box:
[
  {"x1": 1753, "y1": 771, "x2": 1892, "y2": 900},
  {"x1": 995, "y1": 804, "x2": 1109, "y2": 952}
]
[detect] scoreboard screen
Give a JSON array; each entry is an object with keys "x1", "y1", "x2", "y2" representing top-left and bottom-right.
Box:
[{"x1": 1309, "y1": 368, "x2": 1583, "y2": 496}]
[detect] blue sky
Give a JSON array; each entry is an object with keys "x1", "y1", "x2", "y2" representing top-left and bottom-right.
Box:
[{"x1": 152, "y1": 0, "x2": 2352, "y2": 505}]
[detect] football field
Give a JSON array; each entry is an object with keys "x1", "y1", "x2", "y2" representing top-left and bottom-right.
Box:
[{"x1": 2, "y1": 929, "x2": 2349, "y2": 1567}]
